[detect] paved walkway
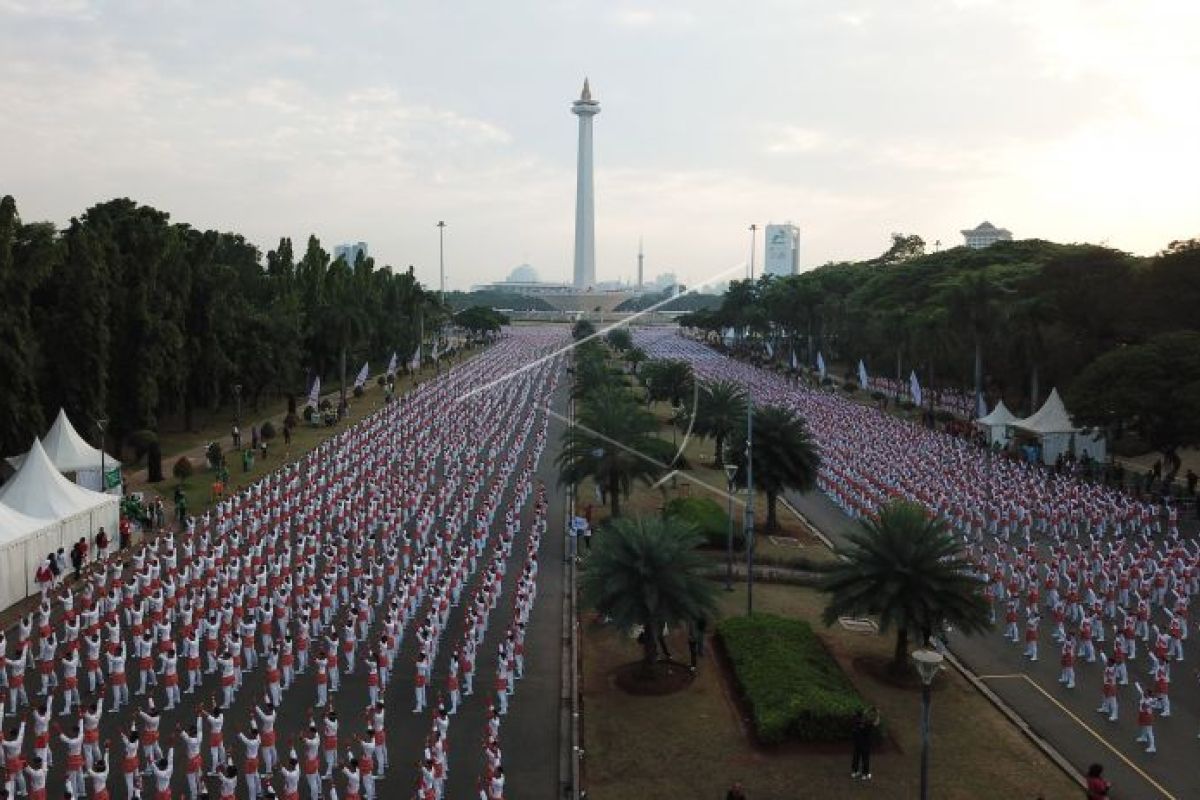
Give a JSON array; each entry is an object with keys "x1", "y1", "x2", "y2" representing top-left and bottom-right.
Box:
[{"x1": 788, "y1": 488, "x2": 1196, "y2": 800}]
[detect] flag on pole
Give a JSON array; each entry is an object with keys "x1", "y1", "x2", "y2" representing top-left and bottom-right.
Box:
[
  {"x1": 386, "y1": 351, "x2": 397, "y2": 376},
  {"x1": 431, "y1": 339, "x2": 440, "y2": 362},
  {"x1": 765, "y1": 340, "x2": 774, "y2": 359},
  {"x1": 857, "y1": 359, "x2": 869, "y2": 389},
  {"x1": 722, "y1": 327, "x2": 735, "y2": 345},
  {"x1": 354, "y1": 362, "x2": 369, "y2": 389},
  {"x1": 909, "y1": 370, "x2": 923, "y2": 407},
  {"x1": 790, "y1": 349, "x2": 798, "y2": 370},
  {"x1": 304, "y1": 376, "x2": 321, "y2": 408},
  {"x1": 409, "y1": 345, "x2": 421, "y2": 371},
  {"x1": 816, "y1": 351, "x2": 826, "y2": 379},
  {"x1": 976, "y1": 391, "x2": 988, "y2": 419}
]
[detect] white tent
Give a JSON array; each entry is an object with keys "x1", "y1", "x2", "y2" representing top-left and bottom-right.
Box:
[
  {"x1": 0, "y1": 502, "x2": 58, "y2": 611},
  {"x1": 1009, "y1": 388, "x2": 1106, "y2": 465},
  {"x1": 6, "y1": 409, "x2": 122, "y2": 493},
  {"x1": 976, "y1": 400, "x2": 1018, "y2": 447},
  {"x1": 0, "y1": 439, "x2": 119, "y2": 555}
]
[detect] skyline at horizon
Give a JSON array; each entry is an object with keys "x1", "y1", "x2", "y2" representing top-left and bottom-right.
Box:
[{"x1": 2, "y1": 1, "x2": 1198, "y2": 291}]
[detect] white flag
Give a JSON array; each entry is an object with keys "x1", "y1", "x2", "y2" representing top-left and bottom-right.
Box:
[
  {"x1": 816, "y1": 351, "x2": 826, "y2": 379},
  {"x1": 386, "y1": 351, "x2": 397, "y2": 376},
  {"x1": 354, "y1": 362, "x2": 369, "y2": 389},
  {"x1": 765, "y1": 340, "x2": 774, "y2": 358},
  {"x1": 790, "y1": 349, "x2": 798, "y2": 370},
  {"x1": 409, "y1": 345, "x2": 421, "y2": 371},
  {"x1": 305, "y1": 376, "x2": 320, "y2": 408},
  {"x1": 431, "y1": 339, "x2": 440, "y2": 362},
  {"x1": 722, "y1": 327, "x2": 735, "y2": 344},
  {"x1": 857, "y1": 359, "x2": 869, "y2": 389},
  {"x1": 909, "y1": 370, "x2": 923, "y2": 407}
]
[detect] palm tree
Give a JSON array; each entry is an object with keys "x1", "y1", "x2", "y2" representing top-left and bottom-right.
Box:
[
  {"x1": 815, "y1": 501, "x2": 991, "y2": 674},
  {"x1": 557, "y1": 386, "x2": 680, "y2": 517},
  {"x1": 642, "y1": 359, "x2": 694, "y2": 406},
  {"x1": 581, "y1": 515, "x2": 717, "y2": 675},
  {"x1": 693, "y1": 380, "x2": 747, "y2": 468},
  {"x1": 730, "y1": 404, "x2": 820, "y2": 532},
  {"x1": 623, "y1": 346, "x2": 647, "y2": 376}
]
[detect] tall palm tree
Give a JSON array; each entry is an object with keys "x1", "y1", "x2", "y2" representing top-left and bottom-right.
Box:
[
  {"x1": 816, "y1": 501, "x2": 991, "y2": 674},
  {"x1": 623, "y1": 346, "x2": 647, "y2": 376},
  {"x1": 693, "y1": 380, "x2": 747, "y2": 468},
  {"x1": 642, "y1": 359, "x2": 694, "y2": 406},
  {"x1": 581, "y1": 515, "x2": 717, "y2": 675},
  {"x1": 557, "y1": 386, "x2": 680, "y2": 517},
  {"x1": 729, "y1": 404, "x2": 820, "y2": 532}
]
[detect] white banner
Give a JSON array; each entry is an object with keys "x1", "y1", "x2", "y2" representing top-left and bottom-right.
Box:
[
  {"x1": 386, "y1": 351, "x2": 397, "y2": 376},
  {"x1": 857, "y1": 359, "x2": 869, "y2": 389},
  {"x1": 909, "y1": 370, "x2": 923, "y2": 407},
  {"x1": 354, "y1": 362, "x2": 369, "y2": 389},
  {"x1": 305, "y1": 376, "x2": 320, "y2": 408},
  {"x1": 410, "y1": 346, "x2": 421, "y2": 371},
  {"x1": 816, "y1": 351, "x2": 826, "y2": 379}
]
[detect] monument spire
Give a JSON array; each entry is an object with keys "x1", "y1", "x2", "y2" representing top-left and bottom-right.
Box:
[{"x1": 571, "y1": 77, "x2": 600, "y2": 289}]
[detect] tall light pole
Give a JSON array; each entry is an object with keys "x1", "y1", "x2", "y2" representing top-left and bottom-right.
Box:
[
  {"x1": 96, "y1": 418, "x2": 108, "y2": 493},
  {"x1": 912, "y1": 648, "x2": 945, "y2": 800},
  {"x1": 747, "y1": 224, "x2": 758, "y2": 281},
  {"x1": 744, "y1": 395, "x2": 755, "y2": 616},
  {"x1": 723, "y1": 457, "x2": 737, "y2": 592},
  {"x1": 436, "y1": 221, "x2": 447, "y2": 305}
]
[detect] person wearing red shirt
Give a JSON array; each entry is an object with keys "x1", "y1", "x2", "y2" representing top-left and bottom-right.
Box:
[{"x1": 1085, "y1": 763, "x2": 1111, "y2": 799}]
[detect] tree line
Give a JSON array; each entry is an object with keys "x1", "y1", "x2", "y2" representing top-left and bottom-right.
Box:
[
  {"x1": 0, "y1": 194, "x2": 445, "y2": 458},
  {"x1": 680, "y1": 236, "x2": 1200, "y2": 461}
]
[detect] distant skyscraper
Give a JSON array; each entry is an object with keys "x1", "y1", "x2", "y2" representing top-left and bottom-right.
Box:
[
  {"x1": 334, "y1": 241, "x2": 369, "y2": 266},
  {"x1": 961, "y1": 221, "x2": 1012, "y2": 249},
  {"x1": 763, "y1": 224, "x2": 800, "y2": 276},
  {"x1": 571, "y1": 78, "x2": 600, "y2": 289}
]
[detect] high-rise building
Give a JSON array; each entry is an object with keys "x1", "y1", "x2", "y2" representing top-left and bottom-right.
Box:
[
  {"x1": 637, "y1": 237, "x2": 644, "y2": 289},
  {"x1": 960, "y1": 221, "x2": 1012, "y2": 249},
  {"x1": 763, "y1": 223, "x2": 800, "y2": 276},
  {"x1": 571, "y1": 78, "x2": 600, "y2": 289},
  {"x1": 334, "y1": 242, "x2": 369, "y2": 266}
]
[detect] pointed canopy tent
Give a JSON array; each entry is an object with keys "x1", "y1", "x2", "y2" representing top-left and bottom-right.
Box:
[
  {"x1": 0, "y1": 501, "x2": 59, "y2": 612},
  {"x1": 975, "y1": 399, "x2": 1018, "y2": 446},
  {"x1": 6, "y1": 409, "x2": 122, "y2": 492},
  {"x1": 1008, "y1": 388, "x2": 1106, "y2": 465},
  {"x1": 0, "y1": 438, "x2": 119, "y2": 551}
]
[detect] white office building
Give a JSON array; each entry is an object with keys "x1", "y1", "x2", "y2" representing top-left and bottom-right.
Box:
[
  {"x1": 334, "y1": 241, "x2": 369, "y2": 266},
  {"x1": 763, "y1": 223, "x2": 800, "y2": 276}
]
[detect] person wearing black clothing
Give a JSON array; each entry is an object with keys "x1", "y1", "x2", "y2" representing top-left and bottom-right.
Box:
[
  {"x1": 850, "y1": 707, "x2": 879, "y2": 780},
  {"x1": 725, "y1": 781, "x2": 747, "y2": 800},
  {"x1": 70, "y1": 537, "x2": 85, "y2": 580}
]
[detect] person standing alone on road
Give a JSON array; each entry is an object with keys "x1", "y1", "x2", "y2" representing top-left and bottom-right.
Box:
[{"x1": 1085, "y1": 763, "x2": 1111, "y2": 799}]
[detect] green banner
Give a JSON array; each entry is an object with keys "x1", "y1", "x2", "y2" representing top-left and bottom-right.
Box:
[{"x1": 104, "y1": 467, "x2": 122, "y2": 490}]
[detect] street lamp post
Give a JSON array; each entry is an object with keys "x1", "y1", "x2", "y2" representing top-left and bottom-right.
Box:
[
  {"x1": 744, "y1": 395, "x2": 755, "y2": 616},
  {"x1": 747, "y1": 224, "x2": 758, "y2": 281},
  {"x1": 437, "y1": 221, "x2": 447, "y2": 306},
  {"x1": 723, "y1": 458, "x2": 737, "y2": 591},
  {"x1": 96, "y1": 418, "x2": 108, "y2": 493},
  {"x1": 912, "y1": 648, "x2": 945, "y2": 800}
]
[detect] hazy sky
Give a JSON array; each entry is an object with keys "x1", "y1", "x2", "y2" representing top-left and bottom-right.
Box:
[{"x1": 2, "y1": 1, "x2": 1198, "y2": 290}]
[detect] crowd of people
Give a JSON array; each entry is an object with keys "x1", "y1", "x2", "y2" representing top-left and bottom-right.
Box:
[
  {"x1": 1, "y1": 328, "x2": 567, "y2": 800},
  {"x1": 643, "y1": 330, "x2": 1194, "y2": 760}
]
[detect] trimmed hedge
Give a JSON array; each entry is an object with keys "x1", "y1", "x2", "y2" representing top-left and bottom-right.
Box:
[
  {"x1": 665, "y1": 496, "x2": 741, "y2": 550},
  {"x1": 717, "y1": 614, "x2": 867, "y2": 744}
]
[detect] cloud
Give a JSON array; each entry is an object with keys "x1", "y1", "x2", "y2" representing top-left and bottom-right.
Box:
[
  {"x1": 764, "y1": 126, "x2": 839, "y2": 155},
  {"x1": 611, "y1": 5, "x2": 696, "y2": 28},
  {"x1": 0, "y1": 0, "x2": 93, "y2": 19}
]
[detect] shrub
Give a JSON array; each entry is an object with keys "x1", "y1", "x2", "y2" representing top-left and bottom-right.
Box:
[
  {"x1": 376, "y1": 375, "x2": 386, "y2": 386},
  {"x1": 665, "y1": 496, "x2": 741, "y2": 550},
  {"x1": 260, "y1": 421, "x2": 276, "y2": 440},
  {"x1": 717, "y1": 614, "x2": 868, "y2": 744},
  {"x1": 318, "y1": 398, "x2": 332, "y2": 411},
  {"x1": 302, "y1": 406, "x2": 316, "y2": 423},
  {"x1": 870, "y1": 390, "x2": 886, "y2": 402},
  {"x1": 842, "y1": 382, "x2": 859, "y2": 393},
  {"x1": 353, "y1": 385, "x2": 364, "y2": 398},
  {"x1": 899, "y1": 400, "x2": 915, "y2": 411},
  {"x1": 172, "y1": 455, "x2": 194, "y2": 483}
]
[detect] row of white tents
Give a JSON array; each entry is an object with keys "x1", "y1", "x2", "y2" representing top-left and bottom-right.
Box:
[
  {"x1": 0, "y1": 411, "x2": 122, "y2": 611},
  {"x1": 976, "y1": 388, "x2": 1107, "y2": 464}
]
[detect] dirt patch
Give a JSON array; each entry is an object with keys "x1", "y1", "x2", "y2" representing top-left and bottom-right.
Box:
[{"x1": 612, "y1": 659, "x2": 697, "y2": 695}]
